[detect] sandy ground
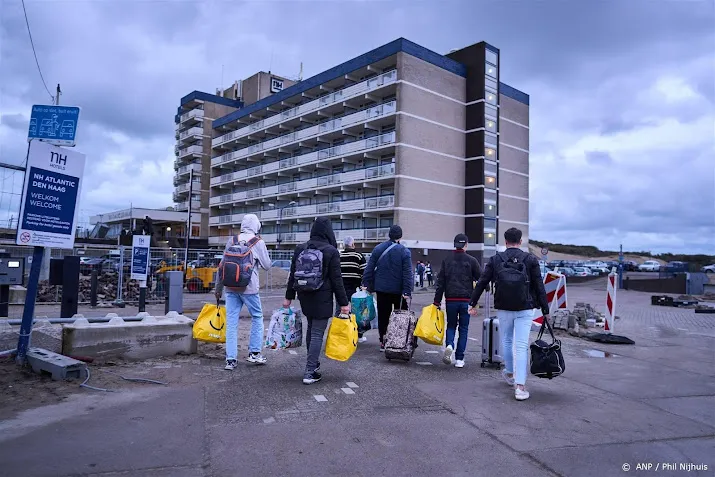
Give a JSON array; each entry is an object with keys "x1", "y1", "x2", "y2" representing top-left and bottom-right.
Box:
[{"x1": 527, "y1": 244, "x2": 663, "y2": 264}]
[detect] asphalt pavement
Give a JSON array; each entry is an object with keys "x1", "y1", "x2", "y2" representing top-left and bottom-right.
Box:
[{"x1": 0, "y1": 285, "x2": 713, "y2": 477}]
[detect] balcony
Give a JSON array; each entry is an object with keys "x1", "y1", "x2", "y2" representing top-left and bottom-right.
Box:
[
  {"x1": 179, "y1": 126, "x2": 203, "y2": 144},
  {"x1": 211, "y1": 164, "x2": 395, "y2": 206},
  {"x1": 260, "y1": 228, "x2": 392, "y2": 245},
  {"x1": 175, "y1": 199, "x2": 202, "y2": 212},
  {"x1": 213, "y1": 69, "x2": 397, "y2": 149},
  {"x1": 179, "y1": 145, "x2": 203, "y2": 159},
  {"x1": 175, "y1": 180, "x2": 201, "y2": 194},
  {"x1": 176, "y1": 162, "x2": 202, "y2": 177},
  {"x1": 211, "y1": 100, "x2": 397, "y2": 167},
  {"x1": 180, "y1": 108, "x2": 204, "y2": 124},
  {"x1": 209, "y1": 195, "x2": 395, "y2": 224},
  {"x1": 211, "y1": 132, "x2": 395, "y2": 188}
]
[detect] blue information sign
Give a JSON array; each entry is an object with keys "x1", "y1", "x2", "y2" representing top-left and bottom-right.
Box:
[
  {"x1": 28, "y1": 104, "x2": 81, "y2": 146},
  {"x1": 16, "y1": 142, "x2": 86, "y2": 249},
  {"x1": 131, "y1": 235, "x2": 151, "y2": 281}
]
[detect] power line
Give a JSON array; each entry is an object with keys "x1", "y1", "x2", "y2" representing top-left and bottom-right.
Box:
[{"x1": 21, "y1": 0, "x2": 54, "y2": 102}]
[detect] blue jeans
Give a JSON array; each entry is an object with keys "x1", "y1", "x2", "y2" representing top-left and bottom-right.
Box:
[
  {"x1": 497, "y1": 309, "x2": 534, "y2": 386},
  {"x1": 225, "y1": 291, "x2": 264, "y2": 360},
  {"x1": 445, "y1": 302, "x2": 470, "y2": 361}
]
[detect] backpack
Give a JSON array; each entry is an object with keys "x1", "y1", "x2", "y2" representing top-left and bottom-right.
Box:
[
  {"x1": 493, "y1": 252, "x2": 530, "y2": 310},
  {"x1": 220, "y1": 236, "x2": 259, "y2": 288},
  {"x1": 293, "y1": 244, "x2": 324, "y2": 292}
]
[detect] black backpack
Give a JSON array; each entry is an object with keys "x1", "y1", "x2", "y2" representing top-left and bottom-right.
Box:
[
  {"x1": 293, "y1": 244, "x2": 324, "y2": 292},
  {"x1": 494, "y1": 252, "x2": 530, "y2": 310}
]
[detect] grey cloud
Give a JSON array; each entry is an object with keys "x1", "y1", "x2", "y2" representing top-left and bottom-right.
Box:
[
  {"x1": 0, "y1": 114, "x2": 26, "y2": 131},
  {"x1": 584, "y1": 151, "x2": 613, "y2": 166}
]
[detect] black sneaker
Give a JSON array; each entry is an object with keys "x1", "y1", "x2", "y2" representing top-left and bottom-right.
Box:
[
  {"x1": 315, "y1": 362, "x2": 321, "y2": 374},
  {"x1": 302, "y1": 371, "x2": 322, "y2": 385},
  {"x1": 224, "y1": 359, "x2": 238, "y2": 370}
]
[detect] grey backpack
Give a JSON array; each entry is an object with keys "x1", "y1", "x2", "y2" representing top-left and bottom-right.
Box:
[{"x1": 293, "y1": 245, "x2": 324, "y2": 292}]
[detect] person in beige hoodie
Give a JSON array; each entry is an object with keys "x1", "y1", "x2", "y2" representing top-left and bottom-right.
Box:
[{"x1": 215, "y1": 214, "x2": 272, "y2": 370}]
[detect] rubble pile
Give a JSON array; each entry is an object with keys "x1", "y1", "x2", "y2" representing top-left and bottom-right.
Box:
[{"x1": 36, "y1": 275, "x2": 143, "y2": 303}]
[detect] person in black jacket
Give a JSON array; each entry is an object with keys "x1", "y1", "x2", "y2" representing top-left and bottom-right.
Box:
[
  {"x1": 433, "y1": 234, "x2": 481, "y2": 368},
  {"x1": 468, "y1": 228, "x2": 550, "y2": 401},
  {"x1": 284, "y1": 217, "x2": 349, "y2": 385}
]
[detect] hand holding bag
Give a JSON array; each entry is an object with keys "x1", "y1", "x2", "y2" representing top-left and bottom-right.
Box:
[
  {"x1": 193, "y1": 300, "x2": 226, "y2": 343},
  {"x1": 530, "y1": 316, "x2": 565, "y2": 379},
  {"x1": 414, "y1": 304, "x2": 445, "y2": 345},
  {"x1": 325, "y1": 313, "x2": 359, "y2": 361}
]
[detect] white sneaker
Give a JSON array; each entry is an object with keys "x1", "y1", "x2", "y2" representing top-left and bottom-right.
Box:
[
  {"x1": 502, "y1": 370, "x2": 515, "y2": 386},
  {"x1": 224, "y1": 359, "x2": 237, "y2": 370},
  {"x1": 246, "y1": 353, "x2": 267, "y2": 365},
  {"x1": 442, "y1": 345, "x2": 454, "y2": 365},
  {"x1": 515, "y1": 387, "x2": 530, "y2": 401},
  {"x1": 454, "y1": 360, "x2": 465, "y2": 368},
  {"x1": 358, "y1": 336, "x2": 367, "y2": 343}
]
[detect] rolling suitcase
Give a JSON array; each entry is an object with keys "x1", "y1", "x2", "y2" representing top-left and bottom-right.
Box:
[
  {"x1": 384, "y1": 304, "x2": 418, "y2": 361},
  {"x1": 480, "y1": 291, "x2": 503, "y2": 368},
  {"x1": 480, "y1": 318, "x2": 503, "y2": 368}
]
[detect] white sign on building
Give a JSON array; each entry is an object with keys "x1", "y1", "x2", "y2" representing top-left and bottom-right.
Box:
[
  {"x1": 16, "y1": 141, "x2": 86, "y2": 249},
  {"x1": 270, "y1": 77, "x2": 284, "y2": 93}
]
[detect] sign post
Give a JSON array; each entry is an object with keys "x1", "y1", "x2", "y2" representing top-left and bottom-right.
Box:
[
  {"x1": 131, "y1": 235, "x2": 150, "y2": 312},
  {"x1": 541, "y1": 247, "x2": 549, "y2": 262},
  {"x1": 15, "y1": 141, "x2": 86, "y2": 363},
  {"x1": 28, "y1": 104, "x2": 81, "y2": 147}
]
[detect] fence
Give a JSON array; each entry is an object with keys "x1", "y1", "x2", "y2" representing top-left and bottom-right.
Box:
[{"x1": 0, "y1": 243, "x2": 294, "y2": 305}]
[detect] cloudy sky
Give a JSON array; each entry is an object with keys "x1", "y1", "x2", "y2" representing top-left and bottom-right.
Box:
[{"x1": 1, "y1": 0, "x2": 713, "y2": 254}]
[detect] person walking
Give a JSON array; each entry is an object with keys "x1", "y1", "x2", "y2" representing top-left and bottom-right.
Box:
[
  {"x1": 284, "y1": 217, "x2": 349, "y2": 385},
  {"x1": 425, "y1": 262, "x2": 434, "y2": 287},
  {"x1": 362, "y1": 225, "x2": 413, "y2": 351},
  {"x1": 215, "y1": 214, "x2": 272, "y2": 370},
  {"x1": 468, "y1": 228, "x2": 550, "y2": 401},
  {"x1": 433, "y1": 234, "x2": 481, "y2": 368},
  {"x1": 416, "y1": 261, "x2": 426, "y2": 288},
  {"x1": 339, "y1": 236, "x2": 367, "y2": 343}
]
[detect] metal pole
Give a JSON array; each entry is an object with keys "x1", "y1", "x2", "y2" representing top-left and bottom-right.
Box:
[
  {"x1": 116, "y1": 246, "x2": 124, "y2": 303},
  {"x1": 90, "y1": 268, "x2": 98, "y2": 307},
  {"x1": 277, "y1": 206, "x2": 283, "y2": 250},
  {"x1": 185, "y1": 169, "x2": 193, "y2": 265},
  {"x1": 138, "y1": 280, "x2": 146, "y2": 312},
  {"x1": 16, "y1": 246, "x2": 45, "y2": 363}
]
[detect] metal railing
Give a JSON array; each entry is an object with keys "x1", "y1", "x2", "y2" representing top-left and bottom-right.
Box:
[
  {"x1": 212, "y1": 69, "x2": 397, "y2": 148},
  {"x1": 209, "y1": 131, "x2": 395, "y2": 194},
  {"x1": 211, "y1": 100, "x2": 397, "y2": 166},
  {"x1": 209, "y1": 165, "x2": 395, "y2": 213}
]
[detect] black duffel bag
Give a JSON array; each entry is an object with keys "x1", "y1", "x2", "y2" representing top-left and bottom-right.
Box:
[{"x1": 530, "y1": 317, "x2": 565, "y2": 379}]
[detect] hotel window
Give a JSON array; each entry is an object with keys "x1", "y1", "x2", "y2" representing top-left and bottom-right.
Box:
[
  {"x1": 486, "y1": 49, "x2": 498, "y2": 66},
  {"x1": 484, "y1": 161, "x2": 498, "y2": 175},
  {"x1": 484, "y1": 218, "x2": 497, "y2": 230},
  {"x1": 485, "y1": 147, "x2": 497, "y2": 161},
  {"x1": 484, "y1": 232, "x2": 497, "y2": 246},
  {"x1": 380, "y1": 217, "x2": 394, "y2": 228},
  {"x1": 484, "y1": 202, "x2": 497, "y2": 218},
  {"x1": 485, "y1": 63, "x2": 498, "y2": 79},
  {"x1": 485, "y1": 104, "x2": 498, "y2": 120},
  {"x1": 485, "y1": 77, "x2": 498, "y2": 92},
  {"x1": 485, "y1": 118, "x2": 497, "y2": 133},
  {"x1": 485, "y1": 188, "x2": 498, "y2": 203},
  {"x1": 485, "y1": 174, "x2": 497, "y2": 190},
  {"x1": 485, "y1": 133, "x2": 498, "y2": 147},
  {"x1": 485, "y1": 90, "x2": 497, "y2": 106}
]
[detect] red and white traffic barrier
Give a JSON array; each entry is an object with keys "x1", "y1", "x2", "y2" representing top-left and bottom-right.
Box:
[
  {"x1": 605, "y1": 270, "x2": 617, "y2": 333},
  {"x1": 533, "y1": 271, "x2": 567, "y2": 325}
]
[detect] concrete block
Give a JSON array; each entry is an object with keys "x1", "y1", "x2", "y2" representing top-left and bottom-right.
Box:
[
  {"x1": 26, "y1": 348, "x2": 85, "y2": 380},
  {"x1": 9, "y1": 285, "x2": 27, "y2": 304},
  {"x1": 62, "y1": 314, "x2": 197, "y2": 360}
]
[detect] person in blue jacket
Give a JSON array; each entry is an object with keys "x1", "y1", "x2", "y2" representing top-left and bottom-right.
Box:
[{"x1": 362, "y1": 225, "x2": 413, "y2": 351}]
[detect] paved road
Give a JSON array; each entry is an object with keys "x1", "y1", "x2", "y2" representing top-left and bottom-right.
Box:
[{"x1": 0, "y1": 285, "x2": 713, "y2": 476}]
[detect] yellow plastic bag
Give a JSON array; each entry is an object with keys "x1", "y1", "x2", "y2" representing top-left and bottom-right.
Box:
[
  {"x1": 193, "y1": 302, "x2": 226, "y2": 343},
  {"x1": 325, "y1": 314, "x2": 358, "y2": 362},
  {"x1": 414, "y1": 304, "x2": 445, "y2": 345}
]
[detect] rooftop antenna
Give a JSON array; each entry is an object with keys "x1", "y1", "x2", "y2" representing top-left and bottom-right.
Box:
[
  {"x1": 269, "y1": 48, "x2": 274, "y2": 73},
  {"x1": 299, "y1": 62, "x2": 303, "y2": 81}
]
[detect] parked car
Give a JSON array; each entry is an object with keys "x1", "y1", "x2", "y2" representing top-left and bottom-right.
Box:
[
  {"x1": 590, "y1": 267, "x2": 610, "y2": 275},
  {"x1": 701, "y1": 264, "x2": 715, "y2": 273},
  {"x1": 557, "y1": 267, "x2": 576, "y2": 277},
  {"x1": 572, "y1": 267, "x2": 592, "y2": 277},
  {"x1": 638, "y1": 260, "x2": 661, "y2": 272},
  {"x1": 271, "y1": 260, "x2": 291, "y2": 271},
  {"x1": 79, "y1": 257, "x2": 104, "y2": 276}
]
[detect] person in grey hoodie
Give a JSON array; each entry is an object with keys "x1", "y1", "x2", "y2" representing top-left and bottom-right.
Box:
[{"x1": 215, "y1": 214, "x2": 272, "y2": 370}]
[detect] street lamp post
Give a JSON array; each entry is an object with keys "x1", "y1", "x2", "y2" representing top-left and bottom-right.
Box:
[{"x1": 269, "y1": 201, "x2": 296, "y2": 250}]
